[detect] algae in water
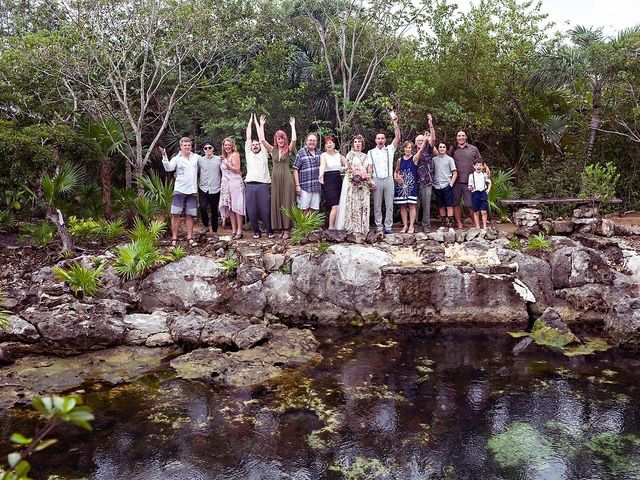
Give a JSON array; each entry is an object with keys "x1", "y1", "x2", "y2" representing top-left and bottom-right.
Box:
[{"x1": 487, "y1": 422, "x2": 552, "y2": 469}]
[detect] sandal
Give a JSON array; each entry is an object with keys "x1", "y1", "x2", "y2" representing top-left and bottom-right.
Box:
[
  {"x1": 187, "y1": 238, "x2": 198, "y2": 247},
  {"x1": 171, "y1": 239, "x2": 178, "y2": 247}
]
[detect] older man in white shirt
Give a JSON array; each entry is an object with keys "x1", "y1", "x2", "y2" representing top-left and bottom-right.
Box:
[
  {"x1": 161, "y1": 137, "x2": 200, "y2": 247},
  {"x1": 367, "y1": 112, "x2": 401, "y2": 234}
]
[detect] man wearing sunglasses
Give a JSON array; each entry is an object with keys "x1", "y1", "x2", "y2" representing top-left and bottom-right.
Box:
[{"x1": 197, "y1": 141, "x2": 222, "y2": 237}]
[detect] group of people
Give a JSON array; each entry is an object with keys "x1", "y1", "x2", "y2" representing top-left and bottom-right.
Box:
[{"x1": 161, "y1": 112, "x2": 492, "y2": 245}]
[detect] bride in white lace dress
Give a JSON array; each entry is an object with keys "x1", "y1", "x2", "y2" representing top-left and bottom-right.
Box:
[{"x1": 335, "y1": 135, "x2": 372, "y2": 234}]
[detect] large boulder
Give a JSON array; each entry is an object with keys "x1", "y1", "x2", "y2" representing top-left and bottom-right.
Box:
[
  {"x1": 378, "y1": 264, "x2": 529, "y2": 325},
  {"x1": 549, "y1": 246, "x2": 614, "y2": 289},
  {"x1": 291, "y1": 244, "x2": 391, "y2": 316},
  {"x1": 604, "y1": 298, "x2": 640, "y2": 352},
  {"x1": 139, "y1": 256, "x2": 225, "y2": 311},
  {"x1": 21, "y1": 299, "x2": 128, "y2": 354},
  {"x1": 0, "y1": 315, "x2": 40, "y2": 344}
]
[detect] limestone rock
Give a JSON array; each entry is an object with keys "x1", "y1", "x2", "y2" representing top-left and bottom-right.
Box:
[
  {"x1": 573, "y1": 206, "x2": 598, "y2": 218},
  {"x1": 200, "y1": 314, "x2": 248, "y2": 348},
  {"x1": 139, "y1": 256, "x2": 224, "y2": 311},
  {"x1": 552, "y1": 220, "x2": 573, "y2": 234},
  {"x1": 262, "y1": 253, "x2": 286, "y2": 272},
  {"x1": 167, "y1": 311, "x2": 207, "y2": 346},
  {"x1": 594, "y1": 218, "x2": 615, "y2": 237},
  {"x1": 383, "y1": 234, "x2": 404, "y2": 246},
  {"x1": 145, "y1": 332, "x2": 173, "y2": 347},
  {"x1": 549, "y1": 246, "x2": 614, "y2": 288},
  {"x1": 0, "y1": 315, "x2": 40, "y2": 344},
  {"x1": 605, "y1": 298, "x2": 640, "y2": 352},
  {"x1": 346, "y1": 232, "x2": 367, "y2": 244},
  {"x1": 123, "y1": 311, "x2": 170, "y2": 346},
  {"x1": 232, "y1": 280, "x2": 267, "y2": 317},
  {"x1": 236, "y1": 265, "x2": 264, "y2": 285},
  {"x1": 21, "y1": 299, "x2": 128, "y2": 354},
  {"x1": 323, "y1": 229, "x2": 349, "y2": 242},
  {"x1": 169, "y1": 327, "x2": 321, "y2": 388},
  {"x1": 235, "y1": 323, "x2": 271, "y2": 349}
]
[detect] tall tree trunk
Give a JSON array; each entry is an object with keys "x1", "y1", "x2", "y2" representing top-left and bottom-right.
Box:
[
  {"x1": 125, "y1": 159, "x2": 132, "y2": 189},
  {"x1": 101, "y1": 158, "x2": 112, "y2": 218},
  {"x1": 586, "y1": 82, "x2": 603, "y2": 164}
]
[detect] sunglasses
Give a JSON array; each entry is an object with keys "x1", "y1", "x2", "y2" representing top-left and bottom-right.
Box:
[{"x1": 203, "y1": 146, "x2": 213, "y2": 150}]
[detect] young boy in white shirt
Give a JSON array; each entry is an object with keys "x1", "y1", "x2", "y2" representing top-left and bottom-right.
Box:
[{"x1": 468, "y1": 161, "x2": 492, "y2": 229}]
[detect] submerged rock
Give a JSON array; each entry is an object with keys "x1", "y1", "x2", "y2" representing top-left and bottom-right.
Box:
[{"x1": 169, "y1": 327, "x2": 321, "y2": 387}]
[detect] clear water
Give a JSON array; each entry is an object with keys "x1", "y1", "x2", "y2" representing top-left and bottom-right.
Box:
[{"x1": 2, "y1": 327, "x2": 640, "y2": 480}]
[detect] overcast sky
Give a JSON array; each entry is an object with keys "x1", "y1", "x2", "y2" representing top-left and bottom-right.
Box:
[{"x1": 458, "y1": 0, "x2": 640, "y2": 36}]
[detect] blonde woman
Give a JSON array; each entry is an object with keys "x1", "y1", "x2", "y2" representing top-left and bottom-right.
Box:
[{"x1": 219, "y1": 137, "x2": 245, "y2": 239}]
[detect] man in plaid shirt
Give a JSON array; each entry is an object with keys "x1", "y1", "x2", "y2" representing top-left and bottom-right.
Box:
[{"x1": 293, "y1": 133, "x2": 321, "y2": 213}]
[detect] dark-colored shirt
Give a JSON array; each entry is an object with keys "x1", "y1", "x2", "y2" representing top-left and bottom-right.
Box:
[
  {"x1": 293, "y1": 147, "x2": 321, "y2": 193},
  {"x1": 416, "y1": 146, "x2": 435, "y2": 187},
  {"x1": 450, "y1": 143, "x2": 482, "y2": 184}
]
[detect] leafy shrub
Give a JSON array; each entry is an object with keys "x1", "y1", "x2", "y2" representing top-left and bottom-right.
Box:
[
  {"x1": 506, "y1": 236, "x2": 523, "y2": 251},
  {"x1": 580, "y1": 161, "x2": 620, "y2": 201},
  {"x1": 220, "y1": 257, "x2": 238, "y2": 277},
  {"x1": 487, "y1": 169, "x2": 517, "y2": 220},
  {"x1": 134, "y1": 171, "x2": 174, "y2": 222},
  {"x1": 316, "y1": 240, "x2": 331, "y2": 254},
  {"x1": 167, "y1": 245, "x2": 187, "y2": 261},
  {"x1": 68, "y1": 216, "x2": 100, "y2": 241},
  {"x1": 282, "y1": 205, "x2": 325, "y2": 244},
  {"x1": 52, "y1": 261, "x2": 106, "y2": 296},
  {"x1": 0, "y1": 209, "x2": 15, "y2": 233},
  {"x1": 527, "y1": 233, "x2": 552, "y2": 252},
  {"x1": 95, "y1": 218, "x2": 126, "y2": 242},
  {"x1": 1, "y1": 395, "x2": 93, "y2": 479},
  {"x1": 20, "y1": 221, "x2": 56, "y2": 248},
  {"x1": 113, "y1": 240, "x2": 167, "y2": 280},
  {"x1": 129, "y1": 218, "x2": 166, "y2": 244}
]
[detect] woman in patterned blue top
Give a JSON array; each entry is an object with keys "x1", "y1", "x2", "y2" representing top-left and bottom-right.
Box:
[{"x1": 393, "y1": 140, "x2": 419, "y2": 233}]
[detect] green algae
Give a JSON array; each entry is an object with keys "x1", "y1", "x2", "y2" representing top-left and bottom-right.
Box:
[
  {"x1": 487, "y1": 422, "x2": 553, "y2": 469},
  {"x1": 510, "y1": 320, "x2": 612, "y2": 356},
  {"x1": 328, "y1": 456, "x2": 390, "y2": 480},
  {"x1": 586, "y1": 433, "x2": 640, "y2": 477}
]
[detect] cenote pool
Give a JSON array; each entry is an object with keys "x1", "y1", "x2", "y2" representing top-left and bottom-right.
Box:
[{"x1": 2, "y1": 327, "x2": 640, "y2": 479}]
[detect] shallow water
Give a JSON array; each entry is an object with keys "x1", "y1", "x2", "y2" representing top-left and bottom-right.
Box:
[{"x1": 2, "y1": 328, "x2": 640, "y2": 480}]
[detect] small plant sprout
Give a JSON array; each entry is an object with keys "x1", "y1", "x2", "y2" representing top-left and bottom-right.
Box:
[
  {"x1": 52, "y1": 261, "x2": 106, "y2": 297},
  {"x1": 527, "y1": 233, "x2": 552, "y2": 252}
]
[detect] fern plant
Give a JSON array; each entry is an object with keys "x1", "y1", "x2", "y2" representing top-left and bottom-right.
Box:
[
  {"x1": 0, "y1": 209, "x2": 15, "y2": 233},
  {"x1": 134, "y1": 171, "x2": 174, "y2": 222},
  {"x1": 281, "y1": 205, "x2": 325, "y2": 244},
  {"x1": 113, "y1": 240, "x2": 167, "y2": 280},
  {"x1": 527, "y1": 233, "x2": 552, "y2": 252},
  {"x1": 505, "y1": 236, "x2": 523, "y2": 251},
  {"x1": 95, "y1": 218, "x2": 126, "y2": 242},
  {"x1": 167, "y1": 245, "x2": 187, "y2": 261},
  {"x1": 52, "y1": 261, "x2": 106, "y2": 297},
  {"x1": 316, "y1": 240, "x2": 331, "y2": 254},
  {"x1": 220, "y1": 257, "x2": 238, "y2": 277}
]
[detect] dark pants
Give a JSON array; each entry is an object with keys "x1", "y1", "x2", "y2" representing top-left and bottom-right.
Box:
[
  {"x1": 198, "y1": 189, "x2": 220, "y2": 231},
  {"x1": 245, "y1": 182, "x2": 272, "y2": 234}
]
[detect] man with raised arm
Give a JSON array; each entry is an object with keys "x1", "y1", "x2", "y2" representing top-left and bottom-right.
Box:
[
  {"x1": 413, "y1": 113, "x2": 436, "y2": 232},
  {"x1": 367, "y1": 111, "x2": 401, "y2": 234},
  {"x1": 244, "y1": 114, "x2": 274, "y2": 239}
]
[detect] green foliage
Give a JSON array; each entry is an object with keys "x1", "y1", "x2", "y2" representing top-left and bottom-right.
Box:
[
  {"x1": 68, "y1": 216, "x2": 125, "y2": 243},
  {"x1": 282, "y1": 205, "x2": 325, "y2": 244},
  {"x1": 220, "y1": 257, "x2": 238, "y2": 277},
  {"x1": 167, "y1": 245, "x2": 187, "y2": 262},
  {"x1": 580, "y1": 161, "x2": 620, "y2": 201},
  {"x1": 113, "y1": 240, "x2": 166, "y2": 281},
  {"x1": 487, "y1": 169, "x2": 517, "y2": 220},
  {"x1": 315, "y1": 240, "x2": 331, "y2": 254},
  {"x1": 505, "y1": 236, "x2": 523, "y2": 251},
  {"x1": 0, "y1": 395, "x2": 93, "y2": 480},
  {"x1": 40, "y1": 163, "x2": 86, "y2": 211},
  {"x1": 527, "y1": 233, "x2": 552, "y2": 252},
  {"x1": 586, "y1": 433, "x2": 640, "y2": 477},
  {"x1": 52, "y1": 261, "x2": 106, "y2": 297},
  {"x1": 129, "y1": 218, "x2": 166, "y2": 245},
  {"x1": 0, "y1": 210, "x2": 16, "y2": 233},
  {"x1": 328, "y1": 457, "x2": 390, "y2": 480},
  {"x1": 20, "y1": 221, "x2": 56, "y2": 248},
  {"x1": 134, "y1": 172, "x2": 175, "y2": 222}
]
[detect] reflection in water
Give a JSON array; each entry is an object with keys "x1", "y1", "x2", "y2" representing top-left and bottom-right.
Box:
[{"x1": 2, "y1": 328, "x2": 640, "y2": 479}]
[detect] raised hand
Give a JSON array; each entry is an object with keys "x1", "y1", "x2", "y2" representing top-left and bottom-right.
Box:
[
  {"x1": 390, "y1": 110, "x2": 398, "y2": 124},
  {"x1": 289, "y1": 117, "x2": 295, "y2": 126},
  {"x1": 260, "y1": 114, "x2": 267, "y2": 126}
]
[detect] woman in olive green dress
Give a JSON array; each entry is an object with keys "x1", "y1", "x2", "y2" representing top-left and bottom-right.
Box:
[{"x1": 257, "y1": 115, "x2": 297, "y2": 239}]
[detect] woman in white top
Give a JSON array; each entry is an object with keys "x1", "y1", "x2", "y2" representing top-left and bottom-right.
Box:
[{"x1": 319, "y1": 136, "x2": 346, "y2": 229}]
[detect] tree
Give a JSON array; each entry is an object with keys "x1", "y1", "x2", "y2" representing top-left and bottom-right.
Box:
[
  {"x1": 532, "y1": 25, "x2": 640, "y2": 162},
  {"x1": 301, "y1": 0, "x2": 427, "y2": 145},
  {"x1": 43, "y1": 0, "x2": 249, "y2": 184}
]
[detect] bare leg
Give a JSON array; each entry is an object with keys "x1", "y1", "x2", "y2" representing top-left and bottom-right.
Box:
[
  {"x1": 473, "y1": 211, "x2": 480, "y2": 229},
  {"x1": 481, "y1": 210, "x2": 488, "y2": 229},
  {"x1": 400, "y1": 205, "x2": 408, "y2": 232},
  {"x1": 329, "y1": 205, "x2": 339, "y2": 229},
  {"x1": 171, "y1": 214, "x2": 180, "y2": 240},
  {"x1": 408, "y1": 205, "x2": 416, "y2": 233},
  {"x1": 229, "y1": 213, "x2": 237, "y2": 235},
  {"x1": 453, "y1": 205, "x2": 463, "y2": 229},
  {"x1": 186, "y1": 215, "x2": 194, "y2": 239},
  {"x1": 235, "y1": 213, "x2": 244, "y2": 235}
]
